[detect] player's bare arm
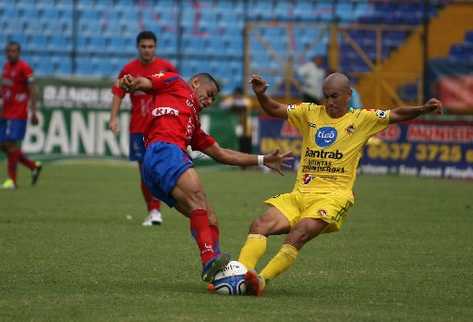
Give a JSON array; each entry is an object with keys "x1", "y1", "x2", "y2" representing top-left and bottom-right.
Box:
[
  {"x1": 119, "y1": 75, "x2": 152, "y2": 92},
  {"x1": 28, "y1": 80, "x2": 38, "y2": 125},
  {"x1": 203, "y1": 142, "x2": 293, "y2": 175},
  {"x1": 109, "y1": 93, "x2": 123, "y2": 134},
  {"x1": 389, "y1": 98, "x2": 443, "y2": 124},
  {"x1": 250, "y1": 74, "x2": 288, "y2": 119}
]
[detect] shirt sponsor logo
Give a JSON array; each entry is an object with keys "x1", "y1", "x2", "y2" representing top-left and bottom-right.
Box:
[
  {"x1": 315, "y1": 127, "x2": 337, "y2": 148},
  {"x1": 151, "y1": 107, "x2": 179, "y2": 117},
  {"x1": 305, "y1": 147, "x2": 343, "y2": 159},
  {"x1": 376, "y1": 110, "x2": 387, "y2": 119}
]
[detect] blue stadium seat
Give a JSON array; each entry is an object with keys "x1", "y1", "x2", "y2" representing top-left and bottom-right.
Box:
[
  {"x1": 49, "y1": 35, "x2": 72, "y2": 52},
  {"x1": 51, "y1": 56, "x2": 72, "y2": 75},
  {"x1": 88, "y1": 36, "x2": 107, "y2": 52},
  {"x1": 76, "y1": 57, "x2": 95, "y2": 76},
  {"x1": 29, "y1": 35, "x2": 49, "y2": 51},
  {"x1": 465, "y1": 31, "x2": 473, "y2": 44},
  {"x1": 41, "y1": 8, "x2": 60, "y2": 20}
]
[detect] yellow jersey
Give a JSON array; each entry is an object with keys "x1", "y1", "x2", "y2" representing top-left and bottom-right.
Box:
[{"x1": 287, "y1": 103, "x2": 390, "y2": 196}]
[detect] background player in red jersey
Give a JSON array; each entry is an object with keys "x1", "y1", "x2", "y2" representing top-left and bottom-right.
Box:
[
  {"x1": 118, "y1": 71, "x2": 292, "y2": 283},
  {"x1": 0, "y1": 41, "x2": 42, "y2": 189},
  {"x1": 109, "y1": 31, "x2": 178, "y2": 226}
]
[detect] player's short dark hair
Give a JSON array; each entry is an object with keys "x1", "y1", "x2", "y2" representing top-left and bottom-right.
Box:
[
  {"x1": 136, "y1": 31, "x2": 157, "y2": 46},
  {"x1": 6, "y1": 41, "x2": 21, "y2": 51},
  {"x1": 192, "y1": 73, "x2": 221, "y2": 93}
]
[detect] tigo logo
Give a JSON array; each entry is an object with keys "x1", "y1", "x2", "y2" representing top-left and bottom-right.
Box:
[{"x1": 315, "y1": 127, "x2": 337, "y2": 147}]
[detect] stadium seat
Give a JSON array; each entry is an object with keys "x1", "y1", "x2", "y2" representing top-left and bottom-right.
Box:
[
  {"x1": 398, "y1": 82, "x2": 418, "y2": 101},
  {"x1": 465, "y1": 31, "x2": 473, "y2": 44},
  {"x1": 88, "y1": 36, "x2": 107, "y2": 52}
]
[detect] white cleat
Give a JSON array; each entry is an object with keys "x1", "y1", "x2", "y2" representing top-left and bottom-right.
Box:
[{"x1": 142, "y1": 209, "x2": 163, "y2": 226}]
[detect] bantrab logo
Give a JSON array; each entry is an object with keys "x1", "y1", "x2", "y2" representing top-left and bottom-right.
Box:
[{"x1": 315, "y1": 127, "x2": 337, "y2": 148}]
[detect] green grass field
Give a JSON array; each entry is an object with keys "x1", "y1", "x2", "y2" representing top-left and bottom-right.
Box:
[{"x1": 1, "y1": 161, "x2": 472, "y2": 322}]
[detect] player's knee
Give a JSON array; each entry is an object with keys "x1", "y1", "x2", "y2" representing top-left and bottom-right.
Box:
[
  {"x1": 249, "y1": 216, "x2": 272, "y2": 236},
  {"x1": 287, "y1": 220, "x2": 326, "y2": 249},
  {"x1": 208, "y1": 211, "x2": 218, "y2": 226}
]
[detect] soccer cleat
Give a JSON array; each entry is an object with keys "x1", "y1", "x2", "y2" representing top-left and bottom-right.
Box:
[
  {"x1": 201, "y1": 253, "x2": 231, "y2": 282},
  {"x1": 31, "y1": 162, "x2": 42, "y2": 186},
  {"x1": 142, "y1": 209, "x2": 163, "y2": 226},
  {"x1": 207, "y1": 283, "x2": 216, "y2": 293},
  {"x1": 244, "y1": 270, "x2": 266, "y2": 296},
  {"x1": 0, "y1": 179, "x2": 16, "y2": 190}
]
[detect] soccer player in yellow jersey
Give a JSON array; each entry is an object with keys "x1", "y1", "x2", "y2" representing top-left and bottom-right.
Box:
[{"x1": 239, "y1": 73, "x2": 443, "y2": 296}]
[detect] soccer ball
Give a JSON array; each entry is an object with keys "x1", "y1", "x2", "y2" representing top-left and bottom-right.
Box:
[{"x1": 212, "y1": 261, "x2": 247, "y2": 295}]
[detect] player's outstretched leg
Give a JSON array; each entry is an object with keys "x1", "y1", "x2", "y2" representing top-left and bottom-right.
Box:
[
  {"x1": 248, "y1": 218, "x2": 327, "y2": 296},
  {"x1": 172, "y1": 167, "x2": 231, "y2": 282},
  {"x1": 239, "y1": 207, "x2": 290, "y2": 270}
]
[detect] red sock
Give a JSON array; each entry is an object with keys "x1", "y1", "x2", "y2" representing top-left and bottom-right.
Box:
[
  {"x1": 140, "y1": 181, "x2": 160, "y2": 211},
  {"x1": 190, "y1": 209, "x2": 216, "y2": 265},
  {"x1": 7, "y1": 149, "x2": 21, "y2": 184},
  {"x1": 209, "y1": 224, "x2": 221, "y2": 255},
  {"x1": 18, "y1": 151, "x2": 36, "y2": 170},
  {"x1": 148, "y1": 197, "x2": 161, "y2": 211}
]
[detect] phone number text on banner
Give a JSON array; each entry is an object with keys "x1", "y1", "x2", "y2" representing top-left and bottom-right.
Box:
[{"x1": 360, "y1": 120, "x2": 473, "y2": 179}]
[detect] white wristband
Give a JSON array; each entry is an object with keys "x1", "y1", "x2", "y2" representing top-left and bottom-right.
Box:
[{"x1": 257, "y1": 155, "x2": 264, "y2": 166}]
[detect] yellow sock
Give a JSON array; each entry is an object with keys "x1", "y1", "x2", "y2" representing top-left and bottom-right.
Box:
[
  {"x1": 260, "y1": 244, "x2": 298, "y2": 281},
  {"x1": 238, "y1": 234, "x2": 267, "y2": 270}
]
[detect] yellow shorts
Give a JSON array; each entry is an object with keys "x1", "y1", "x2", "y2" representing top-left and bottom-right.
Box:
[{"x1": 264, "y1": 191, "x2": 354, "y2": 233}]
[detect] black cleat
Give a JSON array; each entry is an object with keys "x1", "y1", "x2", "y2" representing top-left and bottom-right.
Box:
[
  {"x1": 31, "y1": 162, "x2": 42, "y2": 186},
  {"x1": 201, "y1": 253, "x2": 231, "y2": 282}
]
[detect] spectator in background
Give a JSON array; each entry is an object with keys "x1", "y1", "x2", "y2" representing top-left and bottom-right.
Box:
[
  {"x1": 297, "y1": 55, "x2": 326, "y2": 104},
  {"x1": 109, "y1": 31, "x2": 178, "y2": 226},
  {"x1": 221, "y1": 87, "x2": 253, "y2": 154},
  {"x1": 0, "y1": 41, "x2": 42, "y2": 189}
]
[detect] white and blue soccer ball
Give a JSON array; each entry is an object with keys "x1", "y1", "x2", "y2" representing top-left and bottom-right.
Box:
[{"x1": 212, "y1": 260, "x2": 247, "y2": 295}]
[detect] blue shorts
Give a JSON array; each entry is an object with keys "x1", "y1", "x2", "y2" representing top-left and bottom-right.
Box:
[
  {"x1": 129, "y1": 133, "x2": 146, "y2": 162},
  {"x1": 0, "y1": 119, "x2": 27, "y2": 142},
  {"x1": 142, "y1": 141, "x2": 193, "y2": 208}
]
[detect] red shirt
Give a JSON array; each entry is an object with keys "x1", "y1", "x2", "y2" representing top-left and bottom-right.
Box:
[
  {"x1": 1, "y1": 59, "x2": 33, "y2": 120},
  {"x1": 111, "y1": 58, "x2": 177, "y2": 133},
  {"x1": 144, "y1": 72, "x2": 216, "y2": 152}
]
